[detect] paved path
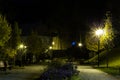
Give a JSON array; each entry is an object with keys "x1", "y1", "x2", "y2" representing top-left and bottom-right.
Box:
[
  {"x1": 0, "y1": 65, "x2": 47, "y2": 80},
  {"x1": 77, "y1": 66, "x2": 119, "y2": 80}
]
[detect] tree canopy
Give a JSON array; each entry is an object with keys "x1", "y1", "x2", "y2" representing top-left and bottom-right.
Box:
[
  {"x1": 27, "y1": 31, "x2": 43, "y2": 54},
  {"x1": 0, "y1": 14, "x2": 11, "y2": 47},
  {"x1": 101, "y1": 11, "x2": 114, "y2": 49},
  {"x1": 5, "y1": 22, "x2": 22, "y2": 58},
  {"x1": 85, "y1": 11, "x2": 114, "y2": 52}
]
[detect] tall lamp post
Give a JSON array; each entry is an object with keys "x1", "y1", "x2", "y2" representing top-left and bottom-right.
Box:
[
  {"x1": 95, "y1": 29, "x2": 104, "y2": 67},
  {"x1": 18, "y1": 44, "x2": 27, "y2": 66}
]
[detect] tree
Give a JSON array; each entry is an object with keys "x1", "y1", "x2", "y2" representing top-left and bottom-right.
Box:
[
  {"x1": 11, "y1": 22, "x2": 22, "y2": 49},
  {"x1": 85, "y1": 31, "x2": 100, "y2": 52},
  {"x1": 85, "y1": 11, "x2": 114, "y2": 52},
  {"x1": 85, "y1": 11, "x2": 115, "y2": 67},
  {"x1": 5, "y1": 22, "x2": 22, "y2": 58},
  {"x1": 0, "y1": 14, "x2": 12, "y2": 60},
  {"x1": 26, "y1": 31, "x2": 43, "y2": 63},
  {"x1": 0, "y1": 14, "x2": 11, "y2": 47},
  {"x1": 2, "y1": 22, "x2": 22, "y2": 66},
  {"x1": 101, "y1": 11, "x2": 114, "y2": 49},
  {"x1": 101, "y1": 11, "x2": 114, "y2": 68}
]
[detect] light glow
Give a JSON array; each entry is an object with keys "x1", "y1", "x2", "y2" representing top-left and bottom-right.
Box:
[
  {"x1": 78, "y1": 43, "x2": 82, "y2": 47},
  {"x1": 49, "y1": 46, "x2": 52, "y2": 49},
  {"x1": 18, "y1": 44, "x2": 27, "y2": 49},
  {"x1": 95, "y1": 29, "x2": 104, "y2": 36},
  {"x1": 72, "y1": 41, "x2": 76, "y2": 46},
  {"x1": 19, "y1": 44, "x2": 24, "y2": 49},
  {"x1": 52, "y1": 42, "x2": 55, "y2": 45}
]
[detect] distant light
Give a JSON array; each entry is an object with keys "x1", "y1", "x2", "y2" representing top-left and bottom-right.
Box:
[
  {"x1": 78, "y1": 43, "x2": 82, "y2": 47},
  {"x1": 49, "y1": 46, "x2": 52, "y2": 49},
  {"x1": 52, "y1": 42, "x2": 55, "y2": 45},
  {"x1": 24, "y1": 46, "x2": 27, "y2": 48},
  {"x1": 19, "y1": 44, "x2": 24, "y2": 49},
  {"x1": 72, "y1": 41, "x2": 76, "y2": 46},
  {"x1": 18, "y1": 44, "x2": 27, "y2": 49},
  {"x1": 44, "y1": 49, "x2": 48, "y2": 53}
]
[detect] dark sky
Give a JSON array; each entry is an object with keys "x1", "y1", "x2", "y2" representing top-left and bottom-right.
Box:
[
  {"x1": 0, "y1": 0, "x2": 113, "y2": 36},
  {"x1": 0, "y1": 0, "x2": 108, "y2": 23}
]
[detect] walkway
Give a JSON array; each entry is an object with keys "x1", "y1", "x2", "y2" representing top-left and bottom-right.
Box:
[
  {"x1": 77, "y1": 66, "x2": 119, "y2": 80},
  {"x1": 0, "y1": 65, "x2": 47, "y2": 80}
]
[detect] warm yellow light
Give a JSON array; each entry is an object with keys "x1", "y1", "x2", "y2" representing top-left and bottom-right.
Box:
[
  {"x1": 49, "y1": 46, "x2": 52, "y2": 49},
  {"x1": 95, "y1": 29, "x2": 104, "y2": 36},
  {"x1": 19, "y1": 44, "x2": 24, "y2": 49},
  {"x1": 52, "y1": 42, "x2": 55, "y2": 45},
  {"x1": 24, "y1": 46, "x2": 27, "y2": 48},
  {"x1": 78, "y1": 43, "x2": 82, "y2": 47},
  {"x1": 18, "y1": 44, "x2": 27, "y2": 49}
]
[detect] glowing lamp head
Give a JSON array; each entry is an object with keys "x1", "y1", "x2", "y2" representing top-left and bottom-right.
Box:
[
  {"x1": 52, "y1": 42, "x2": 55, "y2": 45},
  {"x1": 49, "y1": 46, "x2": 52, "y2": 49},
  {"x1": 95, "y1": 29, "x2": 104, "y2": 36},
  {"x1": 78, "y1": 43, "x2": 82, "y2": 47},
  {"x1": 19, "y1": 44, "x2": 24, "y2": 49}
]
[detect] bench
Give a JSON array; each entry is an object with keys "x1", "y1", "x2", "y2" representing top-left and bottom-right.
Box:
[{"x1": 0, "y1": 61, "x2": 12, "y2": 71}]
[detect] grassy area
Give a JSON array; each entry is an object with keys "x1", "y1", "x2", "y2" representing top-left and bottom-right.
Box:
[
  {"x1": 69, "y1": 75, "x2": 82, "y2": 80},
  {"x1": 85, "y1": 47, "x2": 120, "y2": 67},
  {"x1": 85, "y1": 50, "x2": 107, "y2": 64},
  {"x1": 96, "y1": 67, "x2": 120, "y2": 75},
  {"x1": 85, "y1": 47, "x2": 120, "y2": 76}
]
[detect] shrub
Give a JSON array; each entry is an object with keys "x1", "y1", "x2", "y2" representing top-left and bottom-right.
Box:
[
  {"x1": 38, "y1": 63, "x2": 79, "y2": 80},
  {"x1": 49, "y1": 58, "x2": 66, "y2": 68}
]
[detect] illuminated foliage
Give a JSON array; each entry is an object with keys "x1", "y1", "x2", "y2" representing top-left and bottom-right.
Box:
[
  {"x1": 12, "y1": 22, "x2": 22, "y2": 49},
  {"x1": 101, "y1": 11, "x2": 114, "y2": 49},
  {"x1": 0, "y1": 14, "x2": 11, "y2": 47},
  {"x1": 85, "y1": 11, "x2": 114, "y2": 51},
  {"x1": 85, "y1": 32, "x2": 99, "y2": 52},
  {"x1": 5, "y1": 22, "x2": 22, "y2": 58},
  {"x1": 5, "y1": 48, "x2": 16, "y2": 58}
]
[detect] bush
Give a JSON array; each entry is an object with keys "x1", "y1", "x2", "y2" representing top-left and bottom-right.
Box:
[
  {"x1": 49, "y1": 58, "x2": 66, "y2": 68},
  {"x1": 37, "y1": 63, "x2": 79, "y2": 80}
]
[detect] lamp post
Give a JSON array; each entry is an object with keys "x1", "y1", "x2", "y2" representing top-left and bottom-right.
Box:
[
  {"x1": 19, "y1": 44, "x2": 24, "y2": 66},
  {"x1": 18, "y1": 44, "x2": 27, "y2": 67},
  {"x1": 95, "y1": 29, "x2": 104, "y2": 67}
]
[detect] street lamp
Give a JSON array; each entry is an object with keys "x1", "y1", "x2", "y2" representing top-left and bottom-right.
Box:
[
  {"x1": 78, "y1": 43, "x2": 82, "y2": 47},
  {"x1": 18, "y1": 44, "x2": 27, "y2": 67},
  {"x1": 95, "y1": 29, "x2": 104, "y2": 67},
  {"x1": 49, "y1": 46, "x2": 52, "y2": 50},
  {"x1": 19, "y1": 44, "x2": 24, "y2": 49},
  {"x1": 52, "y1": 41, "x2": 55, "y2": 45}
]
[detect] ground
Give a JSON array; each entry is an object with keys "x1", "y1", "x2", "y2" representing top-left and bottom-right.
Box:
[
  {"x1": 0, "y1": 65, "x2": 120, "y2": 80},
  {"x1": 77, "y1": 65, "x2": 120, "y2": 80},
  {"x1": 0, "y1": 65, "x2": 47, "y2": 80}
]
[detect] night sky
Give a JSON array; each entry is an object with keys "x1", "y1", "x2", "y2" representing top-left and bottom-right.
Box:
[{"x1": 0, "y1": 0, "x2": 115, "y2": 36}]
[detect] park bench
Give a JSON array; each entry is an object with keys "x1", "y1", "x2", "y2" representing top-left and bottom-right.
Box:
[{"x1": 0, "y1": 61, "x2": 12, "y2": 71}]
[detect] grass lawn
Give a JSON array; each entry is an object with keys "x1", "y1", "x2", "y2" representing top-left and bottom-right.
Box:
[
  {"x1": 85, "y1": 47, "x2": 120, "y2": 66},
  {"x1": 70, "y1": 75, "x2": 82, "y2": 80},
  {"x1": 96, "y1": 67, "x2": 120, "y2": 75},
  {"x1": 85, "y1": 47, "x2": 120, "y2": 77}
]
